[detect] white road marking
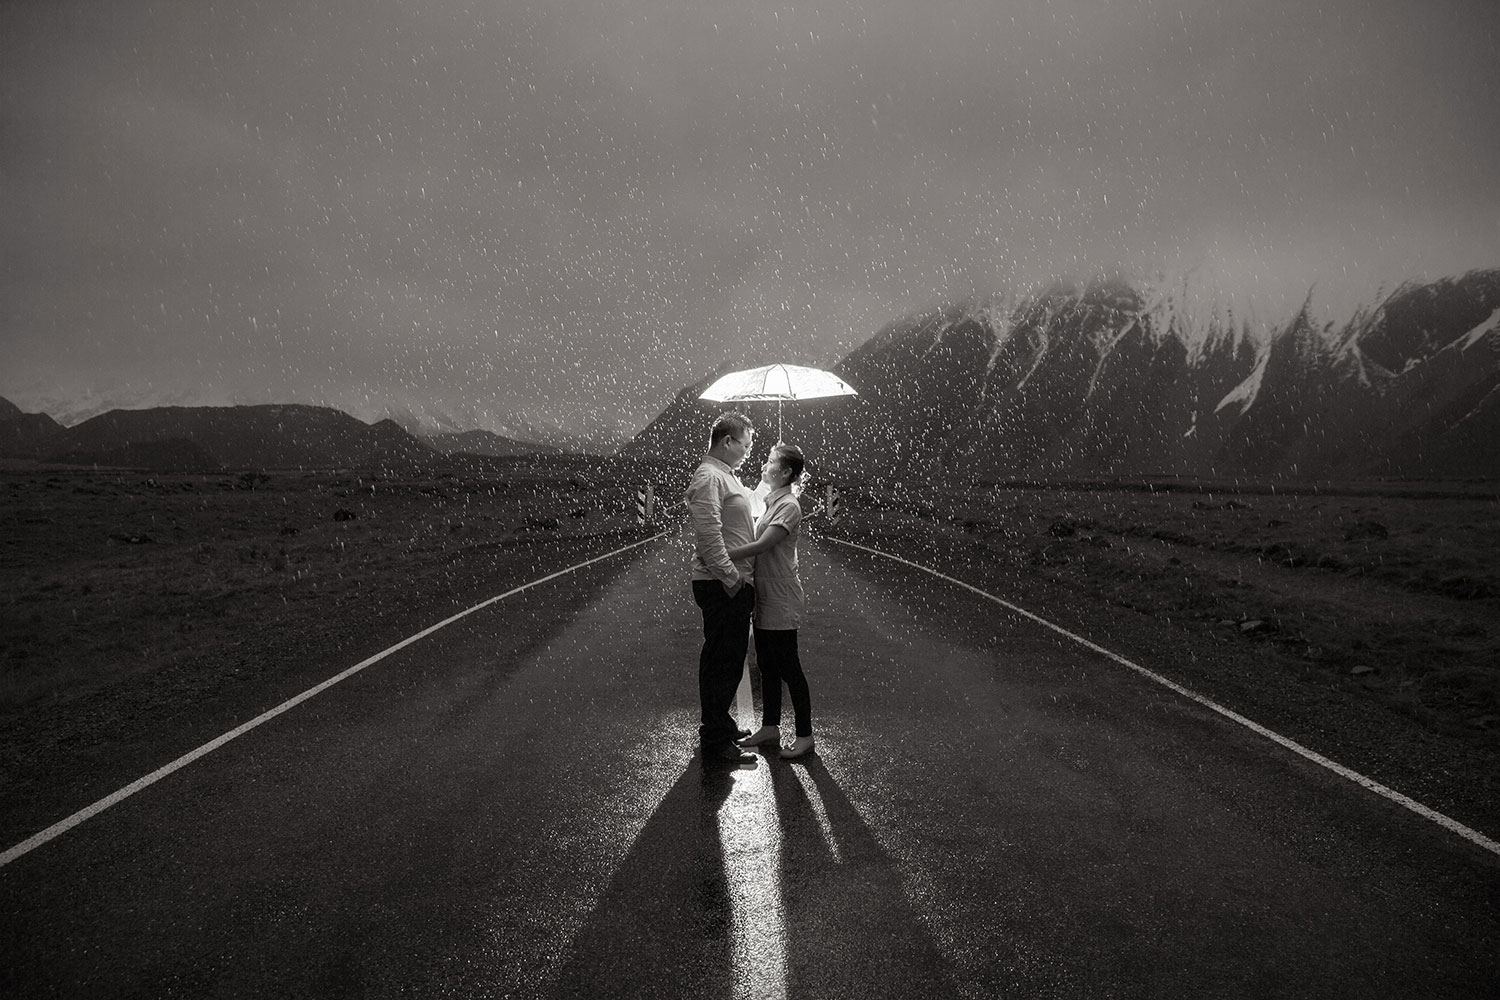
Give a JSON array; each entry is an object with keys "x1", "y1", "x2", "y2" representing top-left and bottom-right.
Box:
[
  {"x1": 727, "y1": 656, "x2": 789, "y2": 999},
  {"x1": 827, "y1": 537, "x2": 1500, "y2": 860},
  {"x1": 721, "y1": 766, "x2": 789, "y2": 1000},
  {"x1": 0, "y1": 532, "x2": 671, "y2": 868},
  {"x1": 736, "y1": 661, "x2": 757, "y2": 736}
]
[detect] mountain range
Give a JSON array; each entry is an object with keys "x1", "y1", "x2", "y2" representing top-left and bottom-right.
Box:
[
  {"x1": 0, "y1": 400, "x2": 560, "y2": 471},
  {"x1": 0, "y1": 385, "x2": 619, "y2": 454},
  {"x1": 6, "y1": 268, "x2": 1496, "y2": 478},
  {"x1": 620, "y1": 268, "x2": 1500, "y2": 482}
]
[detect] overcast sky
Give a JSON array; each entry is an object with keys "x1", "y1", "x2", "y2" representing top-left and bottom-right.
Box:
[{"x1": 3, "y1": 0, "x2": 1497, "y2": 443}]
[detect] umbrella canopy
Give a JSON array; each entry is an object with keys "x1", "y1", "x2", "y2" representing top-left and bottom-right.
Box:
[
  {"x1": 699, "y1": 363, "x2": 858, "y2": 441},
  {"x1": 699, "y1": 363, "x2": 857, "y2": 403}
]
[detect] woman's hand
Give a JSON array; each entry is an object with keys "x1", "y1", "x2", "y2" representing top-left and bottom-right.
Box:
[{"x1": 726, "y1": 524, "x2": 788, "y2": 560}]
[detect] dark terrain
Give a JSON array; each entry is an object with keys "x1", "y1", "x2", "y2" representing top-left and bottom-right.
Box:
[
  {"x1": 0, "y1": 458, "x2": 653, "y2": 846},
  {"x1": 818, "y1": 475, "x2": 1500, "y2": 840},
  {"x1": 3, "y1": 461, "x2": 1496, "y2": 852}
]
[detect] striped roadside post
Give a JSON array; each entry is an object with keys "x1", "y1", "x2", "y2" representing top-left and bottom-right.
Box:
[
  {"x1": 825, "y1": 483, "x2": 840, "y2": 525},
  {"x1": 634, "y1": 482, "x2": 655, "y2": 525}
]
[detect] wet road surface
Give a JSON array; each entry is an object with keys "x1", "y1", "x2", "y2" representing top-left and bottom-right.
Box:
[{"x1": 3, "y1": 533, "x2": 1498, "y2": 997}]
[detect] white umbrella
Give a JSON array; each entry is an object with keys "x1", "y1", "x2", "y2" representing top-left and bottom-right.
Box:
[{"x1": 698, "y1": 363, "x2": 858, "y2": 441}]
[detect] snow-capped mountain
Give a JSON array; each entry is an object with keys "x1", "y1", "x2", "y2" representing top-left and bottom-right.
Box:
[
  {"x1": 619, "y1": 268, "x2": 1500, "y2": 482},
  {"x1": 276, "y1": 397, "x2": 623, "y2": 454},
  {"x1": 356, "y1": 398, "x2": 526, "y2": 441},
  {"x1": 2, "y1": 383, "x2": 246, "y2": 429}
]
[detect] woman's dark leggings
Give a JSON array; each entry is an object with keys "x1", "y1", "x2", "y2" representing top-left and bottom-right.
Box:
[{"x1": 753, "y1": 627, "x2": 811, "y2": 738}]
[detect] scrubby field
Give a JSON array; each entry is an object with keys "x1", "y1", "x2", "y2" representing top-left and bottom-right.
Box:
[
  {"x1": 0, "y1": 460, "x2": 655, "y2": 842},
  {"x1": 1, "y1": 463, "x2": 647, "y2": 708},
  {"x1": 4, "y1": 463, "x2": 1497, "y2": 842},
  {"x1": 818, "y1": 477, "x2": 1500, "y2": 837}
]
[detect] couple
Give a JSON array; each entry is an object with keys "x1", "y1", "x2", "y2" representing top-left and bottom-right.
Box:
[{"x1": 686, "y1": 411, "x2": 815, "y2": 768}]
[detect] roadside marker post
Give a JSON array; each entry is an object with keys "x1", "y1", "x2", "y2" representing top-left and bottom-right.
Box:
[
  {"x1": 634, "y1": 482, "x2": 655, "y2": 525},
  {"x1": 825, "y1": 484, "x2": 840, "y2": 525}
]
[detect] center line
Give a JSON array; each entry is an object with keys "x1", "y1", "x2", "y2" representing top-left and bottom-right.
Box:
[{"x1": 721, "y1": 659, "x2": 789, "y2": 999}]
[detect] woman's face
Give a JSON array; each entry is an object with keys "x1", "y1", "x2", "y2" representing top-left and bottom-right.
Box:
[{"x1": 761, "y1": 454, "x2": 791, "y2": 487}]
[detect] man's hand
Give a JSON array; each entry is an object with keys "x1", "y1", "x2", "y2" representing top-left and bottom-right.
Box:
[{"x1": 723, "y1": 577, "x2": 743, "y2": 597}]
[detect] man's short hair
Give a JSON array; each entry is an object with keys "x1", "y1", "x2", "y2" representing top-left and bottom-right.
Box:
[{"x1": 709, "y1": 411, "x2": 754, "y2": 447}]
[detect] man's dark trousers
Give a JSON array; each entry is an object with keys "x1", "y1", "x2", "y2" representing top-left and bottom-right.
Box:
[{"x1": 693, "y1": 579, "x2": 755, "y2": 749}]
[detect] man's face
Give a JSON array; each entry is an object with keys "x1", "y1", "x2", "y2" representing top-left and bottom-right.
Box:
[{"x1": 727, "y1": 430, "x2": 753, "y2": 470}]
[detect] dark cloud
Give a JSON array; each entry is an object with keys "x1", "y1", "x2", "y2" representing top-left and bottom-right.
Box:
[{"x1": 3, "y1": 0, "x2": 1497, "y2": 443}]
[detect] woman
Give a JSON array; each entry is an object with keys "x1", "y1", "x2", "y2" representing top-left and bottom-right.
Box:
[{"x1": 727, "y1": 442, "x2": 814, "y2": 760}]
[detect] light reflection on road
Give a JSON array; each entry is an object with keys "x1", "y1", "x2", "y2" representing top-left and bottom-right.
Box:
[
  {"x1": 720, "y1": 764, "x2": 787, "y2": 1000},
  {"x1": 792, "y1": 766, "x2": 842, "y2": 863},
  {"x1": 720, "y1": 671, "x2": 788, "y2": 1000}
]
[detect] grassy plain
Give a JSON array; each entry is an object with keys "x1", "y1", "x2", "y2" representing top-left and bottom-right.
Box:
[
  {"x1": 1, "y1": 461, "x2": 650, "y2": 706},
  {"x1": 818, "y1": 476, "x2": 1500, "y2": 837},
  {"x1": 4, "y1": 462, "x2": 1497, "y2": 842},
  {"x1": 0, "y1": 458, "x2": 658, "y2": 843}
]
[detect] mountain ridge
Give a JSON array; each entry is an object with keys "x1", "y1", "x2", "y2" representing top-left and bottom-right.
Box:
[
  {"x1": 619, "y1": 268, "x2": 1500, "y2": 482},
  {"x1": 0, "y1": 401, "x2": 565, "y2": 471},
  {"x1": 7, "y1": 268, "x2": 1496, "y2": 478}
]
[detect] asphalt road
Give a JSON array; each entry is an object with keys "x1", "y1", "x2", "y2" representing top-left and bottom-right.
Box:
[{"x1": 3, "y1": 531, "x2": 1497, "y2": 998}]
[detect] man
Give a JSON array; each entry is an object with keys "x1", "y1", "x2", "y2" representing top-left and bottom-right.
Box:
[{"x1": 686, "y1": 411, "x2": 759, "y2": 766}]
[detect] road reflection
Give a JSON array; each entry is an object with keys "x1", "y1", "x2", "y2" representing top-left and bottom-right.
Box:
[
  {"x1": 543, "y1": 746, "x2": 959, "y2": 998},
  {"x1": 720, "y1": 763, "x2": 787, "y2": 999},
  {"x1": 767, "y1": 755, "x2": 962, "y2": 998},
  {"x1": 790, "y1": 765, "x2": 842, "y2": 863}
]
